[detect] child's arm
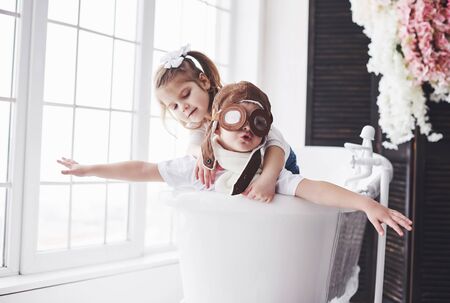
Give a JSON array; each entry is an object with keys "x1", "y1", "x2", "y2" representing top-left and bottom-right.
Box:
[
  {"x1": 242, "y1": 145, "x2": 284, "y2": 202},
  {"x1": 295, "y1": 179, "x2": 413, "y2": 236},
  {"x1": 187, "y1": 128, "x2": 218, "y2": 188},
  {"x1": 188, "y1": 144, "x2": 219, "y2": 189},
  {"x1": 57, "y1": 157, "x2": 164, "y2": 182}
]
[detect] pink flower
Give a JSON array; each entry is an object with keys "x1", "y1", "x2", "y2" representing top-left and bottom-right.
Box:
[{"x1": 397, "y1": 0, "x2": 450, "y2": 93}]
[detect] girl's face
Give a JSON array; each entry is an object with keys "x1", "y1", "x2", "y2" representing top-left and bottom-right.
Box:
[
  {"x1": 216, "y1": 102, "x2": 263, "y2": 152},
  {"x1": 156, "y1": 74, "x2": 211, "y2": 124}
]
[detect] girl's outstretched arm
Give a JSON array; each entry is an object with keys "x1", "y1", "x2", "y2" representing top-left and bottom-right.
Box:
[
  {"x1": 295, "y1": 179, "x2": 413, "y2": 236},
  {"x1": 57, "y1": 157, "x2": 164, "y2": 182}
]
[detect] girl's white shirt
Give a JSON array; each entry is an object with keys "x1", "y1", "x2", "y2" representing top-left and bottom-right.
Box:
[{"x1": 186, "y1": 122, "x2": 291, "y2": 162}]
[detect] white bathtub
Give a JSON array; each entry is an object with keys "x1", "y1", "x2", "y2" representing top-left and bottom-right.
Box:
[{"x1": 163, "y1": 146, "x2": 380, "y2": 303}]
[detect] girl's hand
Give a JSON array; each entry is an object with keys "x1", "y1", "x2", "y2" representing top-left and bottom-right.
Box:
[
  {"x1": 57, "y1": 157, "x2": 89, "y2": 177},
  {"x1": 194, "y1": 157, "x2": 218, "y2": 188},
  {"x1": 242, "y1": 175, "x2": 276, "y2": 203},
  {"x1": 364, "y1": 201, "x2": 413, "y2": 236}
]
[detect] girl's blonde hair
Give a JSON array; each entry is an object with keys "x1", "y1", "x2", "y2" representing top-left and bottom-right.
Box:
[{"x1": 154, "y1": 51, "x2": 222, "y2": 129}]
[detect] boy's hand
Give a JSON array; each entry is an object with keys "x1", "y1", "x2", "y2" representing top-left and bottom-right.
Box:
[
  {"x1": 242, "y1": 175, "x2": 276, "y2": 203},
  {"x1": 364, "y1": 201, "x2": 413, "y2": 236},
  {"x1": 194, "y1": 157, "x2": 219, "y2": 189},
  {"x1": 57, "y1": 157, "x2": 89, "y2": 177}
]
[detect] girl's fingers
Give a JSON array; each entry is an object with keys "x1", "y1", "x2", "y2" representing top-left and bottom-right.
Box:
[
  {"x1": 194, "y1": 165, "x2": 199, "y2": 180},
  {"x1": 388, "y1": 209, "x2": 413, "y2": 229},
  {"x1": 62, "y1": 157, "x2": 74, "y2": 164},
  {"x1": 198, "y1": 168, "x2": 205, "y2": 185},
  {"x1": 205, "y1": 170, "x2": 211, "y2": 188},
  {"x1": 244, "y1": 188, "x2": 254, "y2": 199},
  {"x1": 385, "y1": 218, "x2": 403, "y2": 236},
  {"x1": 369, "y1": 217, "x2": 385, "y2": 236},
  {"x1": 242, "y1": 185, "x2": 251, "y2": 196},
  {"x1": 390, "y1": 210, "x2": 412, "y2": 223},
  {"x1": 57, "y1": 159, "x2": 70, "y2": 168},
  {"x1": 204, "y1": 170, "x2": 210, "y2": 188},
  {"x1": 210, "y1": 170, "x2": 216, "y2": 184},
  {"x1": 392, "y1": 216, "x2": 412, "y2": 231}
]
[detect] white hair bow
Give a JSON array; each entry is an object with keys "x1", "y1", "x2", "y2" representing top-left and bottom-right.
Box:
[{"x1": 160, "y1": 44, "x2": 191, "y2": 69}]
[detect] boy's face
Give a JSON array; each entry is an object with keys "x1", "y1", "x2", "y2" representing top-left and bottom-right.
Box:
[{"x1": 216, "y1": 102, "x2": 263, "y2": 152}]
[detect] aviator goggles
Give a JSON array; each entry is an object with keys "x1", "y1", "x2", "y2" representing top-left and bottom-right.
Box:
[{"x1": 215, "y1": 100, "x2": 272, "y2": 137}]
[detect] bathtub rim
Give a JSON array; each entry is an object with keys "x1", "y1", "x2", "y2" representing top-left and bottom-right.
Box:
[{"x1": 161, "y1": 190, "x2": 357, "y2": 216}]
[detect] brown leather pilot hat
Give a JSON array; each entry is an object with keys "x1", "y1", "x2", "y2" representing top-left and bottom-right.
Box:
[{"x1": 201, "y1": 81, "x2": 273, "y2": 170}]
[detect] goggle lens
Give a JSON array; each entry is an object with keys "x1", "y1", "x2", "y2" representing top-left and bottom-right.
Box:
[
  {"x1": 253, "y1": 115, "x2": 268, "y2": 131},
  {"x1": 223, "y1": 109, "x2": 241, "y2": 125}
]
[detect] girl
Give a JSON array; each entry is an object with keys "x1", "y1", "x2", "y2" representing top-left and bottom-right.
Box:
[
  {"x1": 153, "y1": 45, "x2": 299, "y2": 202},
  {"x1": 57, "y1": 81, "x2": 413, "y2": 237}
]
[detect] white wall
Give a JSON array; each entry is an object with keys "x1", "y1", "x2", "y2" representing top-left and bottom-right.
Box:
[
  {"x1": 259, "y1": 0, "x2": 309, "y2": 151},
  {"x1": 0, "y1": 264, "x2": 182, "y2": 303},
  {"x1": 229, "y1": 0, "x2": 264, "y2": 84}
]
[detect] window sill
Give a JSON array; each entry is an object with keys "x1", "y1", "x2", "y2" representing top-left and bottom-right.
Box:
[{"x1": 0, "y1": 251, "x2": 179, "y2": 295}]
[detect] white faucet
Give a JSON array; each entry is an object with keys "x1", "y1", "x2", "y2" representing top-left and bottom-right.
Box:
[
  {"x1": 344, "y1": 125, "x2": 376, "y2": 189},
  {"x1": 344, "y1": 125, "x2": 394, "y2": 303}
]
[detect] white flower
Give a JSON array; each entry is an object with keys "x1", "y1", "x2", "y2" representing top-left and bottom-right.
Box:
[
  {"x1": 349, "y1": 0, "x2": 445, "y2": 149},
  {"x1": 160, "y1": 44, "x2": 191, "y2": 69}
]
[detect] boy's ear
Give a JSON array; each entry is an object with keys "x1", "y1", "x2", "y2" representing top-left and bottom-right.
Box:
[{"x1": 198, "y1": 73, "x2": 211, "y2": 90}]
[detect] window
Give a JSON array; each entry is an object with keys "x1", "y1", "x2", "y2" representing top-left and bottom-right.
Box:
[
  {"x1": 0, "y1": 0, "x2": 232, "y2": 275},
  {"x1": 0, "y1": 0, "x2": 21, "y2": 276},
  {"x1": 19, "y1": 0, "x2": 144, "y2": 274},
  {"x1": 145, "y1": 0, "x2": 231, "y2": 249}
]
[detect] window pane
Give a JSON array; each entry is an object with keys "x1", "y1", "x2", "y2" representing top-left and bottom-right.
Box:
[
  {"x1": 148, "y1": 118, "x2": 177, "y2": 162},
  {"x1": 0, "y1": 0, "x2": 16, "y2": 12},
  {"x1": 71, "y1": 184, "x2": 106, "y2": 247},
  {"x1": 76, "y1": 31, "x2": 113, "y2": 108},
  {"x1": 0, "y1": 15, "x2": 15, "y2": 98},
  {"x1": 73, "y1": 109, "x2": 109, "y2": 179},
  {"x1": 0, "y1": 102, "x2": 10, "y2": 182},
  {"x1": 145, "y1": 183, "x2": 172, "y2": 246},
  {"x1": 37, "y1": 185, "x2": 70, "y2": 251},
  {"x1": 43, "y1": 23, "x2": 77, "y2": 104},
  {"x1": 109, "y1": 111, "x2": 132, "y2": 162},
  {"x1": 79, "y1": 0, "x2": 115, "y2": 35},
  {"x1": 0, "y1": 187, "x2": 6, "y2": 266},
  {"x1": 115, "y1": 0, "x2": 138, "y2": 41},
  {"x1": 205, "y1": 0, "x2": 231, "y2": 9},
  {"x1": 111, "y1": 41, "x2": 135, "y2": 111},
  {"x1": 106, "y1": 183, "x2": 128, "y2": 243},
  {"x1": 181, "y1": 0, "x2": 207, "y2": 51},
  {"x1": 40, "y1": 105, "x2": 73, "y2": 182},
  {"x1": 150, "y1": 50, "x2": 165, "y2": 116},
  {"x1": 217, "y1": 10, "x2": 231, "y2": 64},
  {"x1": 204, "y1": 5, "x2": 217, "y2": 61},
  {"x1": 153, "y1": 0, "x2": 182, "y2": 50},
  {"x1": 48, "y1": 0, "x2": 79, "y2": 25},
  {"x1": 219, "y1": 65, "x2": 229, "y2": 84},
  {"x1": 174, "y1": 123, "x2": 190, "y2": 158}
]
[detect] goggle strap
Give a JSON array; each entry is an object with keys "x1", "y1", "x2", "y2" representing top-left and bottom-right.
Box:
[{"x1": 238, "y1": 99, "x2": 264, "y2": 109}]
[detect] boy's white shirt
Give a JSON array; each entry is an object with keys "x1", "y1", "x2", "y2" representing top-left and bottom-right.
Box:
[
  {"x1": 157, "y1": 155, "x2": 302, "y2": 196},
  {"x1": 187, "y1": 123, "x2": 291, "y2": 162},
  {"x1": 157, "y1": 134, "x2": 303, "y2": 196}
]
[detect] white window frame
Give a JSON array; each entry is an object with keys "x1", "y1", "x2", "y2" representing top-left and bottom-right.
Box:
[
  {"x1": 19, "y1": 0, "x2": 156, "y2": 274},
  {"x1": 0, "y1": 0, "x2": 32, "y2": 278}
]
